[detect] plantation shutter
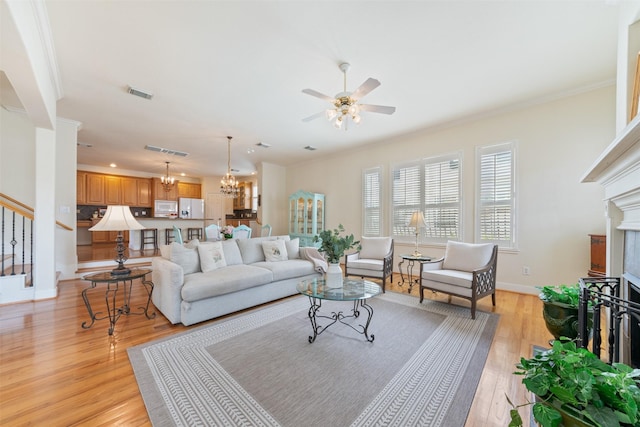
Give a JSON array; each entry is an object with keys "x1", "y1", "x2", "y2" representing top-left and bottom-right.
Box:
[
  {"x1": 363, "y1": 167, "x2": 382, "y2": 236},
  {"x1": 477, "y1": 142, "x2": 516, "y2": 248},
  {"x1": 392, "y1": 163, "x2": 421, "y2": 237},
  {"x1": 424, "y1": 157, "x2": 460, "y2": 241}
]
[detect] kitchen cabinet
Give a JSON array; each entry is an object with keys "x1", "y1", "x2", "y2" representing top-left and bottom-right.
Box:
[
  {"x1": 121, "y1": 177, "x2": 138, "y2": 206},
  {"x1": 85, "y1": 173, "x2": 106, "y2": 205},
  {"x1": 77, "y1": 172, "x2": 87, "y2": 204},
  {"x1": 137, "y1": 178, "x2": 152, "y2": 207},
  {"x1": 288, "y1": 190, "x2": 324, "y2": 247},
  {"x1": 105, "y1": 175, "x2": 122, "y2": 205},
  {"x1": 232, "y1": 182, "x2": 252, "y2": 210},
  {"x1": 92, "y1": 230, "x2": 129, "y2": 244},
  {"x1": 177, "y1": 182, "x2": 201, "y2": 199},
  {"x1": 152, "y1": 178, "x2": 178, "y2": 201},
  {"x1": 227, "y1": 219, "x2": 251, "y2": 227}
]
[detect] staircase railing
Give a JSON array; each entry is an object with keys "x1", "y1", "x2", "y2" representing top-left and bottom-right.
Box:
[{"x1": 0, "y1": 193, "x2": 73, "y2": 287}]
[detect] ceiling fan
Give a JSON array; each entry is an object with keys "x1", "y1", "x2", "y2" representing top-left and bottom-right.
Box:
[{"x1": 302, "y1": 63, "x2": 396, "y2": 129}]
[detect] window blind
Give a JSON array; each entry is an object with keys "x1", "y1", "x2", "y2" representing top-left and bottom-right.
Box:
[{"x1": 363, "y1": 167, "x2": 382, "y2": 236}]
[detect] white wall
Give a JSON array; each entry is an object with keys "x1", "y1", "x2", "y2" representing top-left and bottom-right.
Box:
[
  {"x1": 0, "y1": 107, "x2": 36, "y2": 204},
  {"x1": 286, "y1": 85, "x2": 615, "y2": 293},
  {"x1": 259, "y1": 162, "x2": 287, "y2": 235}
]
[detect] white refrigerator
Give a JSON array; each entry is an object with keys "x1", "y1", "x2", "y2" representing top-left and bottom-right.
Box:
[{"x1": 179, "y1": 198, "x2": 205, "y2": 219}]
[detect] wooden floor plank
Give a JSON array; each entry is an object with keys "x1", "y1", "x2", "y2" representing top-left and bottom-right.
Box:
[{"x1": 0, "y1": 275, "x2": 548, "y2": 426}]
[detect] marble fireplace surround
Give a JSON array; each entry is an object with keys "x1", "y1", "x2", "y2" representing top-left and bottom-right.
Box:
[{"x1": 582, "y1": 114, "x2": 640, "y2": 364}]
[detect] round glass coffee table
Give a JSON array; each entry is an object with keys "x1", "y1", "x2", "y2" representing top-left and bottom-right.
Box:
[{"x1": 297, "y1": 277, "x2": 382, "y2": 343}]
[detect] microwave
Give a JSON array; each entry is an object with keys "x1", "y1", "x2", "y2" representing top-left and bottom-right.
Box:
[{"x1": 154, "y1": 200, "x2": 178, "y2": 217}]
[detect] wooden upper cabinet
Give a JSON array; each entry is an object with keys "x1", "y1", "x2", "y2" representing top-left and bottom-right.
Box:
[
  {"x1": 77, "y1": 172, "x2": 87, "y2": 205},
  {"x1": 105, "y1": 176, "x2": 122, "y2": 205},
  {"x1": 137, "y1": 178, "x2": 152, "y2": 207},
  {"x1": 121, "y1": 177, "x2": 138, "y2": 206},
  {"x1": 152, "y1": 178, "x2": 178, "y2": 201},
  {"x1": 85, "y1": 173, "x2": 105, "y2": 205},
  {"x1": 177, "y1": 182, "x2": 201, "y2": 199}
]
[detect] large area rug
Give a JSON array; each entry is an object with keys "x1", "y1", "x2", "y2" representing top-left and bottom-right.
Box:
[{"x1": 128, "y1": 292, "x2": 499, "y2": 427}]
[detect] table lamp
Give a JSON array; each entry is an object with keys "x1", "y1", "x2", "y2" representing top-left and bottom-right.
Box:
[
  {"x1": 89, "y1": 205, "x2": 145, "y2": 275},
  {"x1": 408, "y1": 211, "x2": 426, "y2": 257}
]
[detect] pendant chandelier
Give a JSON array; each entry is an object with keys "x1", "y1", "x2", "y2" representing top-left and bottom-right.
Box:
[
  {"x1": 220, "y1": 136, "x2": 239, "y2": 198},
  {"x1": 160, "y1": 161, "x2": 175, "y2": 192}
]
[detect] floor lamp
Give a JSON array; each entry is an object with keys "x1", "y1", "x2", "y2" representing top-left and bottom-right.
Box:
[
  {"x1": 89, "y1": 205, "x2": 145, "y2": 275},
  {"x1": 408, "y1": 211, "x2": 426, "y2": 257}
]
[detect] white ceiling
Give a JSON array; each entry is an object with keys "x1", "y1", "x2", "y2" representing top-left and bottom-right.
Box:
[{"x1": 2, "y1": 1, "x2": 620, "y2": 180}]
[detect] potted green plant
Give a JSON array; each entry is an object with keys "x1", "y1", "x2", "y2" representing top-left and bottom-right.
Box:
[
  {"x1": 508, "y1": 340, "x2": 640, "y2": 427},
  {"x1": 539, "y1": 284, "x2": 589, "y2": 341},
  {"x1": 313, "y1": 225, "x2": 361, "y2": 288},
  {"x1": 313, "y1": 224, "x2": 361, "y2": 264}
]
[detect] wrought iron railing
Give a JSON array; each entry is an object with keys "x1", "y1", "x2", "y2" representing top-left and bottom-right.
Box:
[
  {"x1": 0, "y1": 193, "x2": 72, "y2": 287},
  {"x1": 578, "y1": 276, "x2": 640, "y2": 364}
]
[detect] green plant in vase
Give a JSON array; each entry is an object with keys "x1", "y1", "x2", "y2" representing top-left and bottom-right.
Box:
[
  {"x1": 313, "y1": 224, "x2": 361, "y2": 264},
  {"x1": 539, "y1": 283, "x2": 592, "y2": 341}
]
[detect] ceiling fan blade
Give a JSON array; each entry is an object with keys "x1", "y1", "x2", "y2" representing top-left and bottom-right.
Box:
[
  {"x1": 359, "y1": 104, "x2": 396, "y2": 115},
  {"x1": 350, "y1": 78, "x2": 381, "y2": 101},
  {"x1": 302, "y1": 111, "x2": 326, "y2": 122},
  {"x1": 302, "y1": 88, "x2": 335, "y2": 103}
]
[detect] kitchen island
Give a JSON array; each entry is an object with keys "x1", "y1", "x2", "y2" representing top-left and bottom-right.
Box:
[{"x1": 128, "y1": 218, "x2": 207, "y2": 249}]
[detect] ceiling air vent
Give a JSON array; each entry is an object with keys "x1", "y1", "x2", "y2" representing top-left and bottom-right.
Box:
[
  {"x1": 256, "y1": 142, "x2": 271, "y2": 148},
  {"x1": 304, "y1": 145, "x2": 317, "y2": 151},
  {"x1": 144, "y1": 145, "x2": 189, "y2": 157},
  {"x1": 127, "y1": 85, "x2": 154, "y2": 100}
]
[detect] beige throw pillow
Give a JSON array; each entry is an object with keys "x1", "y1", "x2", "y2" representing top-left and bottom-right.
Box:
[
  {"x1": 262, "y1": 240, "x2": 288, "y2": 262},
  {"x1": 169, "y1": 239, "x2": 200, "y2": 274},
  {"x1": 198, "y1": 241, "x2": 227, "y2": 272},
  {"x1": 285, "y1": 238, "x2": 300, "y2": 259}
]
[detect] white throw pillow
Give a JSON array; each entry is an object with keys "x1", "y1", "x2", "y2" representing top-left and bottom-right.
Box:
[
  {"x1": 442, "y1": 241, "x2": 494, "y2": 272},
  {"x1": 262, "y1": 240, "x2": 288, "y2": 262},
  {"x1": 237, "y1": 238, "x2": 266, "y2": 264},
  {"x1": 285, "y1": 238, "x2": 300, "y2": 259},
  {"x1": 359, "y1": 236, "x2": 392, "y2": 259},
  {"x1": 198, "y1": 241, "x2": 227, "y2": 272},
  {"x1": 169, "y1": 239, "x2": 200, "y2": 274}
]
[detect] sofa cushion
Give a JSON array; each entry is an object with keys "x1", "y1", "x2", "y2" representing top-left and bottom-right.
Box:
[
  {"x1": 359, "y1": 236, "x2": 392, "y2": 259},
  {"x1": 198, "y1": 241, "x2": 227, "y2": 272},
  {"x1": 237, "y1": 238, "x2": 267, "y2": 264},
  {"x1": 181, "y1": 265, "x2": 273, "y2": 302},
  {"x1": 442, "y1": 241, "x2": 494, "y2": 272},
  {"x1": 285, "y1": 238, "x2": 300, "y2": 259},
  {"x1": 222, "y1": 239, "x2": 243, "y2": 266},
  {"x1": 262, "y1": 240, "x2": 288, "y2": 262},
  {"x1": 252, "y1": 259, "x2": 316, "y2": 281},
  {"x1": 421, "y1": 269, "x2": 473, "y2": 289},
  {"x1": 169, "y1": 239, "x2": 200, "y2": 274}
]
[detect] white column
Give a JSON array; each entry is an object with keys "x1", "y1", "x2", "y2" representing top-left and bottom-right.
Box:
[{"x1": 33, "y1": 127, "x2": 57, "y2": 299}]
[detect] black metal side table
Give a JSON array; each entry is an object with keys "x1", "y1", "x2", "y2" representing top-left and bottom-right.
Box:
[
  {"x1": 81, "y1": 268, "x2": 155, "y2": 335},
  {"x1": 398, "y1": 254, "x2": 432, "y2": 293}
]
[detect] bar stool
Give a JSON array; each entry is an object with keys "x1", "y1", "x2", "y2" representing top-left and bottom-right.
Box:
[
  {"x1": 140, "y1": 228, "x2": 158, "y2": 250},
  {"x1": 187, "y1": 227, "x2": 203, "y2": 240},
  {"x1": 165, "y1": 228, "x2": 175, "y2": 245}
]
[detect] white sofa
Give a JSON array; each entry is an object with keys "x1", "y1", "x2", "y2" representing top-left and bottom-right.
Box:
[{"x1": 151, "y1": 236, "x2": 321, "y2": 326}]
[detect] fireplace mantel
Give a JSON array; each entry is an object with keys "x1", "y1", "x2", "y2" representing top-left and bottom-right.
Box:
[{"x1": 582, "y1": 114, "x2": 640, "y2": 231}]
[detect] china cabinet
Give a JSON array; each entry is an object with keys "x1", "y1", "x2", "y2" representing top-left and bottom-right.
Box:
[{"x1": 288, "y1": 190, "x2": 324, "y2": 247}]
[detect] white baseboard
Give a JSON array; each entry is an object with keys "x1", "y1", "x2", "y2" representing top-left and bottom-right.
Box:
[
  {"x1": 0, "y1": 274, "x2": 34, "y2": 304},
  {"x1": 496, "y1": 281, "x2": 540, "y2": 295}
]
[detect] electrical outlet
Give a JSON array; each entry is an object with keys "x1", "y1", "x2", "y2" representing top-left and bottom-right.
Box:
[{"x1": 522, "y1": 266, "x2": 531, "y2": 276}]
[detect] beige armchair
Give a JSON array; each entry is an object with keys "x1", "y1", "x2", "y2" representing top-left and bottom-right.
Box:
[
  {"x1": 419, "y1": 241, "x2": 498, "y2": 319},
  {"x1": 345, "y1": 237, "x2": 394, "y2": 292}
]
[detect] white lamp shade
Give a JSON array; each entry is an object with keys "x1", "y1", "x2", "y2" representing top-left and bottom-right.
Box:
[
  {"x1": 89, "y1": 205, "x2": 145, "y2": 231},
  {"x1": 408, "y1": 211, "x2": 426, "y2": 229}
]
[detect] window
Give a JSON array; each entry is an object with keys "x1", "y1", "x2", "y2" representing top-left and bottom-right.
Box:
[
  {"x1": 392, "y1": 154, "x2": 461, "y2": 242},
  {"x1": 476, "y1": 142, "x2": 516, "y2": 248},
  {"x1": 363, "y1": 167, "x2": 382, "y2": 236}
]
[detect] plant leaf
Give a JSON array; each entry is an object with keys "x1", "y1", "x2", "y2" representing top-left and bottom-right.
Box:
[{"x1": 533, "y1": 403, "x2": 563, "y2": 427}]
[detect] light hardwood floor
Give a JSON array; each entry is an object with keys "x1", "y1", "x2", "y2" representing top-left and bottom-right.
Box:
[{"x1": 0, "y1": 271, "x2": 550, "y2": 426}]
